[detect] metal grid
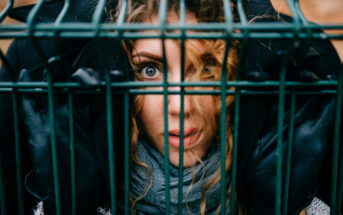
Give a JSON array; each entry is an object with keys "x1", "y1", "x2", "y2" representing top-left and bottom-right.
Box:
[{"x1": 0, "y1": 0, "x2": 342, "y2": 214}]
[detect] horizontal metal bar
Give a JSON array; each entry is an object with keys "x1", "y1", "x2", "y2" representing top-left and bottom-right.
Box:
[
  {"x1": 0, "y1": 88, "x2": 338, "y2": 96},
  {"x1": 0, "y1": 80, "x2": 338, "y2": 89},
  {"x1": 1, "y1": 22, "x2": 343, "y2": 32},
  {"x1": 1, "y1": 31, "x2": 342, "y2": 40}
]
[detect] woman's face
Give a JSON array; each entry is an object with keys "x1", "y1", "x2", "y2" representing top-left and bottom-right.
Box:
[{"x1": 132, "y1": 12, "x2": 218, "y2": 167}]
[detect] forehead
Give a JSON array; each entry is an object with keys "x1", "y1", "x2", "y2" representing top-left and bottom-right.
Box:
[
  {"x1": 145, "y1": 10, "x2": 198, "y2": 24},
  {"x1": 132, "y1": 11, "x2": 207, "y2": 56}
]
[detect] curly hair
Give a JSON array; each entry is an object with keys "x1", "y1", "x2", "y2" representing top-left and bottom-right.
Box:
[{"x1": 109, "y1": 0, "x2": 239, "y2": 214}]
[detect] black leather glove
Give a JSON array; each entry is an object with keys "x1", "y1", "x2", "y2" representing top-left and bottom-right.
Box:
[
  {"x1": 236, "y1": 6, "x2": 341, "y2": 215},
  {"x1": 19, "y1": 68, "x2": 106, "y2": 214},
  {"x1": 71, "y1": 39, "x2": 128, "y2": 207}
]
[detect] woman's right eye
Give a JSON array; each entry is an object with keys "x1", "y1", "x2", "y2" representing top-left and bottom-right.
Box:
[{"x1": 139, "y1": 65, "x2": 162, "y2": 80}]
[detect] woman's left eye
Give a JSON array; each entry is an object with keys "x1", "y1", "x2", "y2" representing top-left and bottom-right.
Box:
[{"x1": 140, "y1": 65, "x2": 161, "y2": 80}]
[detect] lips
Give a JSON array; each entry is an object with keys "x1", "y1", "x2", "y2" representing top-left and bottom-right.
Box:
[{"x1": 168, "y1": 128, "x2": 201, "y2": 148}]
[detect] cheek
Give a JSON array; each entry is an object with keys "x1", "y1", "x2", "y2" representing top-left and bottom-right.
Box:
[
  {"x1": 198, "y1": 96, "x2": 218, "y2": 143},
  {"x1": 201, "y1": 95, "x2": 217, "y2": 119},
  {"x1": 140, "y1": 95, "x2": 164, "y2": 134}
]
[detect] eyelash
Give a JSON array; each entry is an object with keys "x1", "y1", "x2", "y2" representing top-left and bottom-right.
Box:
[
  {"x1": 133, "y1": 59, "x2": 217, "y2": 81},
  {"x1": 136, "y1": 62, "x2": 163, "y2": 80}
]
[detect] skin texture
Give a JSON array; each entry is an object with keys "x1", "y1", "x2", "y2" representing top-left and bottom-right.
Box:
[{"x1": 132, "y1": 12, "x2": 217, "y2": 167}]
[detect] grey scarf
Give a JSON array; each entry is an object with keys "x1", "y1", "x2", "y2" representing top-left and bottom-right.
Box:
[{"x1": 130, "y1": 138, "x2": 224, "y2": 215}]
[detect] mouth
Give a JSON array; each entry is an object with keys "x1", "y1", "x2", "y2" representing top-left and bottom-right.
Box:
[{"x1": 168, "y1": 128, "x2": 201, "y2": 148}]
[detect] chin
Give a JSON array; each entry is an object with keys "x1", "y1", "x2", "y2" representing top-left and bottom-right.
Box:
[{"x1": 170, "y1": 156, "x2": 198, "y2": 168}]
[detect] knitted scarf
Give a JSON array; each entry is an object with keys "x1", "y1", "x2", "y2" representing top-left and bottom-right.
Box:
[{"x1": 130, "y1": 138, "x2": 224, "y2": 215}]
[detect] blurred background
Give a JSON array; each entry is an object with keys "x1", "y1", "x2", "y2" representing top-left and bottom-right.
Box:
[{"x1": 1, "y1": 0, "x2": 343, "y2": 62}]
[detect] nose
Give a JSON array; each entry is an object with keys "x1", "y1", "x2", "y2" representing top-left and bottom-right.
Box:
[{"x1": 168, "y1": 93, "x2": 192, "y2": 118}]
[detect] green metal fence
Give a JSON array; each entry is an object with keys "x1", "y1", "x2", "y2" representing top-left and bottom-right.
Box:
[{"x1": 0, "y1": 0, "x2": 342, "y2": 214}]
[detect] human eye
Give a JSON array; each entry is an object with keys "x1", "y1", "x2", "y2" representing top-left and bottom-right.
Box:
[
  {"x1": 138, "y1": 64, "x2": 162, "y2": 81},
  {"x1": 201, "y1": 53, "x2": 218, "y2": 78}
]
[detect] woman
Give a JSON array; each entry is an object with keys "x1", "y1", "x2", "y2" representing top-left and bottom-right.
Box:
[
  {"x1": 114, "y1": 0, "x2": 238, "y2": 214},
  {"x1": 112, "y1": 0, "x2": 339, "y2": 214},
  {"x1": 1, "y1": 0, "x2": 339, "y2": 214}
]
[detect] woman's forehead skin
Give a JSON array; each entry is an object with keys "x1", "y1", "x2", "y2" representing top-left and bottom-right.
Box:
[
  {"x1": 147, "y1": 10, "x2": 198, "y2": 24},
  {"x1": 132, "y1": 11, "x2": 209, "y2": 75}
]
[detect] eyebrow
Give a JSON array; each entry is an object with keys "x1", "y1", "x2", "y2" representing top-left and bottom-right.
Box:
[
  {"x1": 132, "y1": 52, "x2": 163, "y2": 62},
  {"x1": 201, "y1": 52, "x2": 218, "y2": 66}
]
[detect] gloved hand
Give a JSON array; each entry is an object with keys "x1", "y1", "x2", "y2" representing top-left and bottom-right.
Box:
[
  {"x1": 71, "y1": 39, "x2": 128, "y2": 206},
  {"x1": 236, "y1": 12, "x2": 341, "y2": 215},
  {"x1": 19, "y1": 69, "x2": 106, "y2": 214}
]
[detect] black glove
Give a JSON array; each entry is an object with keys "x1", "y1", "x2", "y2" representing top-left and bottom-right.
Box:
[
  {"x1": 19, "y1": 68, "x2": 106, "y2": 214},
  {"x1": 236, "y1": 9, "x2": 341, "y2": 215},
  {"x1": 71, "y1": 39, "x2": 128, "y2": 207}
]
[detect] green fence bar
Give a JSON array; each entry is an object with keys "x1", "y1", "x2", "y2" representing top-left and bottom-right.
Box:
[
  {"x1": 124, "y1": 90, "x2": 130, "y2": 215},
  {"x1": 67, "y1": 91, "x2": 76, "y2": 215},
  {"x1": 337, "y1": 146, "x2": 343, "y2": 214},
  {"x1": 158, "y1": 0, "x2": 171, "y2": 214},
  {"x1": 27, "y1": 0, "x2": 63, "y2": 211},
  {"x1": 55, "y1": 0, "x2": 70, "y2": 25},
  {"x1": 275, "y1": 40, "x2": 292, "y2": 215},
  {"x1": 220, "y1": 42, "x2": 230, "y2": 215},
  {"x1": 0, "y1": 0, "x2": 13, "y2": 23},
  {"x1": 282, "y1": 90, "x2": 296, "y2": 215},
  {"x1": 230, "y1": 86, "x2": 240, "y2": 215},
  {"x1": 0, "y1": 50, "x2": 8, "y2": 215},
  {"x1": 222, "y1": 0, "x2": 234, "y2": 213},
  {"x1": 0, "y1": 141, "x2": 6, "y2": 215},
  {"x1": 47, "y1": 68, "x2": 62, "y2": 215},
  {"x1": 177, "y1": 0, "x2": 186, "y2": 213},
  {"x1": 0, "y1": 80, "x2": 341, "y2": 89},
  {"x1": 117, "y1": 1, "x2": 130, "y2": 214},
  {"x1": 330, "y1": 67, "x2": 343, "y2": 215},
  {"x1": 12, "y1": 89, "x2": 24, "y2": 215},
  {"x1": 105, "y1": 64, "x2": 117, "y2": 215}
]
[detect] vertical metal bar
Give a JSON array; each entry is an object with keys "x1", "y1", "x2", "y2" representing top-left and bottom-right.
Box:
[
  {"x1": 230, "y1": 1, "x2": 248, "y2": 214},
  {"x1": 230, "y1": 87, "x2": 240, "y2": 215},
  {"x1": 105, "y1": 66, "x2": 117, "y2": 215},
  {"x1": 12, "y1": 90, "x2": 24, "y2": 215},
  {"x1": 0, "y1": 51, "x2": 9, "y2": 215},
  {"x1": 67, "y1": 92, "x2": 76, "y2": 215},
  {"x1": 221, "y1": 1, "x2": 234, "y2": 214},
  {"x1": 275, "y1": 57, "x2": 287, "y2": 215},
  {"x1": 220, "y1": 42, "x2": 229, "y2": 215},
  {"x1": 26, "y1": 0, "x2": 45, "y2": 25},
  {"x1": 275, "y1": 39, "x2": 295, "y2": 215},
  {"x1": 54, "y1": 0, "x2": 70, "y2": 24},
  {"x1": 92, "y1": 0, "x2": 118, "y2": 214},
  {"x1": 330, "y1": 68, "x2": 343, "y2": 215},
  {"x1": 46, "y1": 68, "x2": 62, "y2": 215},
  {"x1": 124, "y1": 90, "x2": 130, "y2": 215},
  {"x1": 0, "y1": 0, "x2": 13, "y2": 22},
  {"x1": 237, "y1": 0, "x2": 248, "y2": 25},
  {"x1": 0, "y1": 141, "x2": 7, "y2": 215},
  {"x1": 162, "y1": 42, "x2": 171, "y2": 215},
  {"x1": 282, "y1": 90, "x2": 296, "y2": 215},
  {"x1": 177, "y1": 0, "x2": 185, "y2": 213},
  {"x1": 116, "y1": 1, "x2": 129, "y2": 214},
  {"x1": 27, "y1": 2, "x2": 63, "y2": 214},
  {"x1": 158, "y1": 0, "x2": 170, "y2": 214},
  {"x1": 52, "y1": 1, "x2": 75, "y2": 214},
  {"x1": 337, "y1": 149, "x2": 343, "y2": 214},
  {"x1": 284, "y1": 0, "x2": 301, "y2": 32},
  {"x1": 92, "y1": 0, "x2": 107, "y2": 24},
  {"x1": 293, "y1": 0, "x2": 309, "y2": 25},
  {"x1": 236, "y1": 0, "x2": 249, "y2": 79}
]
